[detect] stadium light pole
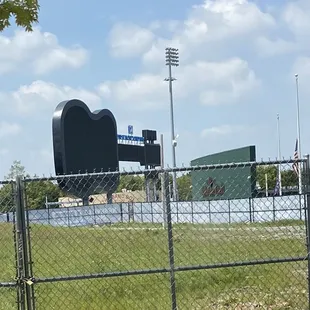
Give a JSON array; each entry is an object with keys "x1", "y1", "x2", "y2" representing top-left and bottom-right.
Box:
[
  {"x1": 277, "y1": 113, "x2": 282, "y2": 196},
  {"x1": 165, "y1": 47, "x2": 179, "y2": 201},
  {"x1": 295, "y1": 73, "x2": 302, "y2": 194},
  {"x1": 295, "y1": 74, "x2": 302, "y2": 159}
]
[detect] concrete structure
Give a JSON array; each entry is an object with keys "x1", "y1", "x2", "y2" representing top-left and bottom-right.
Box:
[{"x1": 190, "y1": 146, "x2": 256, "y2": 201}]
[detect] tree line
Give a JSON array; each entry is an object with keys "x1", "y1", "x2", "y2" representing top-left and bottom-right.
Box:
[
  {"x1": 117, "y1": 173, "x2": 192, "y2": 201},
  {"x1": 0, "y1": 160, "x2": 61, "y2": 212},
  {"x1": 256, "y1": 166, "x2": 298, "y2": 190},
  {"x1": 0, "y1": 161, "x2": 193, "y2": 212}
]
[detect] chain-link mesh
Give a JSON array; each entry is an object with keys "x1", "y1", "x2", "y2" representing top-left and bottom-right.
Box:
[
  {"x1": 34, "y1": 275, "x2": 172, "y2": 310},
  {"x1": 0, "y1": 287, "x2": 18, "y2": 310},
  {"x1": 22, "y1": 173, "x2": 172, "y2": 309},
  {"x1": 1, "y1": 159, "x2": 309, "y2": 309},
  {"x1": 0, "y1": 181, "x2": 18, "y2": 310},
  {"x1": 172, "y1": 160, "x2": 308, "y2": 309}
]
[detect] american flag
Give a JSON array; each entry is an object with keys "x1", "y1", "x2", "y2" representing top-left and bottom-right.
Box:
[{"x1": 292, "y1": 138, "x2": 299, "y2": 175}]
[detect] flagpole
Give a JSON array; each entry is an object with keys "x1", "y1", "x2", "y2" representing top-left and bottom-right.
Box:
[
  {"x1": 277, "y1": 113, "x2": 282, "y2": 195},
  {"x1": 295, "y1": 73, "x2": 302, "y2": 194}
]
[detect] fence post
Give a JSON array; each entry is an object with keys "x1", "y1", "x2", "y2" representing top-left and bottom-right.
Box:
[
  {"x1": 164, "y1": 171, "x2": 177, "y2": 310},
  {"x1": 249, "y1": 198, "x2": 252, "y2": 223},
  {"x1": 252, "y1": 198, "x2": 255, "y2": 223},
  {"x1": 151, "y1": 202, "x2": 154, "y2": 223},
  {"x1": 303, "y1": 155, "x2": 310, "y2": 309},
  {"x1": 300, "y1": 194, "x2": 303, "y2": 221},
  {"x1": 93, "y1": 205, "x2": 97, "y2": 226},
  {"x1": 208, "y1": 200, "x2": 211, "y2": 223},
  {"x1": 15, "y1": 176, "x2": 33, "y2": 310},
  {"x1": 12, "y1": 210, "x2": 22, "y2": 308},
  {"x1": 272, "y1": 196, "x2": 276, "y2": 222},
  {"x1": 128, "y1": 203, "x2": 131, "y2": 222},
  {"x1": 23, "y1": 181, "x2": 36, "y2": 310},
  {"x1": 120, "y1": 203, "x2": 123, "y2": 223},
  {"x1": 140, "y1": 203, "x2": 143, "y2": 223},
  {"x1": 301, "y1": 195, "x2": 304, "y2": 221},
  {"x1": 47, "y1": 204, "x2": 50, "y2": 225},
  {"x1": 128, "y1": 203, "x2": 134, "y2": 222},
  {"x1": 67, "y1": 208, "x2": 70, "y2": 227},
  {"x1": 191, "y1": 201, "x2": 194, "y2": 224},
  {"x1": 161, "y1": 171, "x2": 167, "y2": 229}
]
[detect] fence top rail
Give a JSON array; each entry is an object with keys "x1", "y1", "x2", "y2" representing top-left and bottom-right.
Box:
[
  {"x1": 19, "y1": 158, "x2": 306, "y2": 183},
  {"x1": 0, "y1": 179, "x2": 14, "y2": 185}
]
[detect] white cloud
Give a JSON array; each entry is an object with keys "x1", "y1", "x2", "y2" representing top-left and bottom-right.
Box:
[
  {"x1": 2, "y1": 80, "x2": 101, "y2": 115},
  {"x1": 282, "y1": 0, "x2": 310, "y2": 37},
  {"x1": 98, "y1": 73, "x2": 167, "y2": 110},
  {"x1": 149, "y1": 20, "x2": 180, "y2": 33},
  {"x1": 255, "y1": 0, "x2": 310, "y2": 57},
  {"x1": 108, "y1": 23, "x2": 155, "y2": 58},
  {"x1": 0, "y1": 122, "x2": 21, "y2": 139},
  {"x1": 108, "y1": 0, "x2": 274, "y2": 64},
  {"x1": 98, "y1": 57, "x2": 259, "y2": 109},
  {"x1": 201, "y1": 124, "x2": 245, "y2": 138},
  {"x1": 178, "y1": 58, "x2": 259, "y2": 105},
  {"x1": 198, "y1": 0, "x2": 275, "y2": 36},
  {"x1": 103, "y1": 0, "x2": 268, "y2": 112},
  {"x1": 255, "y1": 37, "x2": 297, "y2": 57},
  {"x1": 0, "y1": 28, "x2": 88, "y2": 75}
]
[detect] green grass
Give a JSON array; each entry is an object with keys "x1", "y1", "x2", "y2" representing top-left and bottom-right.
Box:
[{"x1": 0, "y1": 219, "x2": 308, "y2": 309}]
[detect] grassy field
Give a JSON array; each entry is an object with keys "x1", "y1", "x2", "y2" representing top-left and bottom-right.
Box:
[{"x1": 0, "y1": 219, "x2": 308, "y2": 309}]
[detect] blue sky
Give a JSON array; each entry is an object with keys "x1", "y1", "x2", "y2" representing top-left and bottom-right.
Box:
[{"x1": 0, "y1": 0, "x2": 310, "y2": 178}]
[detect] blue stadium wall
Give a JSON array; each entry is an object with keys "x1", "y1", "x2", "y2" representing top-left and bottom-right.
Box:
[{"x1": 190, "y1": 146, "x2": 256, "y2": 201}]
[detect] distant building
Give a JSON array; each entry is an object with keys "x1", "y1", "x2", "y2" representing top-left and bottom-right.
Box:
[{"x1": 190, "y1": 146, "x2": 257, "y2": 201}]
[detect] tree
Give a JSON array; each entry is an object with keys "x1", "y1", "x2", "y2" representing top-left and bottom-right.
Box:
[
  {"x1": 149, "y1": 173, "x2": 192, "y2": 201},
  {"x1": 177, "y1": 173, "x2": 192, "y2": 201},
  {"x1": 1, "y1": 160, "x2": 28, "y2": 212},
  {"x1": 115, "y1": 173, "x2": 194, "y2": 200},
  {"x1": 0, "y1": 0, "x2": 39, "y2": 32},
  {"x1": 5, "y1": 160, "x2": 28, "y2": 180},
  {"x1": 281, "y1": 169, "x2": 298, "y2": 187},
  {"x1": 256, "y1": 165, "x2": 298, "y2": 190},
  {"x1": 116, "y1": 175, "x2": 144, "y2": 192},
  {"x1": 0, "y1": 183, "x2": 15, "y2": 212},
  {"x1": 26, "y1": 180, "x2": 61, "y2": 210},
  {"x1": 0, "y1": 160, "x2": 61, "y2": 211},
  {"x1": 256, "y1": 166, "x2": 277, "y2": 190}
]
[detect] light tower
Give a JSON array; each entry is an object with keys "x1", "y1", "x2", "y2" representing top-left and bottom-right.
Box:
[{"x1": 164, "y1": 47, "x2": 179, "y2": 201}]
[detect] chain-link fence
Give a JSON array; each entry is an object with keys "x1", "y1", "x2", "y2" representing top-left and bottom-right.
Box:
[
  {"x1": 0, "y1": 181, "x2": 18, "y2": 310},
  {"x1": 0, "y1": 158, "x2": 310, "y2": 309}
]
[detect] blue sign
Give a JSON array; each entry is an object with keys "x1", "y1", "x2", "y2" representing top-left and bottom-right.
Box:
[
  {"x1": 117, "y1": 134, "x2": 144, "y2": 144},
  {"x1": 128, "y1": 125, "x2": 133, "y2": 135}
]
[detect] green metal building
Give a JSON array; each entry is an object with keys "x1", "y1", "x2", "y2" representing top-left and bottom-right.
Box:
[{"x1": 190, "y1": 146, "x2": 256, "y2": 200}]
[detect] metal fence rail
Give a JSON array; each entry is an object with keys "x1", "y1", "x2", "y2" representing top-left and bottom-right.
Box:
[{"x1": 0, "y1": 159, "x2": 309, "y2": 309}]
